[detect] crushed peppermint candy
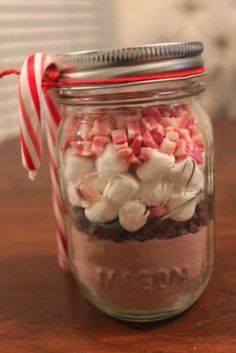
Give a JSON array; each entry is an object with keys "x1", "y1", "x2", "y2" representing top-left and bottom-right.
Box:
[
  {"x1": 64, "y1": 104, "x2": 205, "y2": 164},
  {"x1": 111, "y1": 129, "x2": 128, "y2": 144}
]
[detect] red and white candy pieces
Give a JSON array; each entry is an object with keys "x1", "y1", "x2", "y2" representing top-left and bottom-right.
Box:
[{"x1": 63, "y1": 105, "x2": 204, "y2": 166}]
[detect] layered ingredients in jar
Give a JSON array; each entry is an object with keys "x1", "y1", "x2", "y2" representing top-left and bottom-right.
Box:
[{"x1": 60, "y1": 103, "x2": 208, "y2": 314}]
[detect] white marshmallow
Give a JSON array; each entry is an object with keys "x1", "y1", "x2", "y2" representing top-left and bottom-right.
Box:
[
  {"x1": 64, "y1": 151, "x2": 94, "y2": 183},
  {"x1": 171, "y1": 157, "x2": 204, "y2": 191},
  {"x1": 85, "y1": 199, "x2": 118, "y2": 223},
  {"x1": 167, "y1": 192, "x2": 198, "y2": 222},
  {"x1": 75, "y1": 173, "x2": 108, "y2": 208},
  {"x1": 83, "y1": 174, "x2": 108, "y2": 193},
  {"x1": 136, "y1": 150, "x2": 174, "y2": 182},
  {"x1": 139, "y1": 181, "x2": 170, "y2": 207},
  {"x1": 119, "y1": 200, "x2": 149, "y2": 232},
  {"x1": 103, "y1": 173, "x2": 139, "y2": 205},
  {"x1": 96, "y1": 144, "x2": 129, "y2": 178},
  {"x1": 67, "y1": 183, "x2": 82, "y2": 206}
]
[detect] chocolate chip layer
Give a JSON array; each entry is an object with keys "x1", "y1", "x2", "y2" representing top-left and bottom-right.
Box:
[{"x1": 71, "y1": 202, "x2": 207, "y2": 243}]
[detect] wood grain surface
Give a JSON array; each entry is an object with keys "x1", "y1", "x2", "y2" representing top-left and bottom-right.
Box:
[{"x1": 0, "y1": 120, "x2": 236, "y2": 353}]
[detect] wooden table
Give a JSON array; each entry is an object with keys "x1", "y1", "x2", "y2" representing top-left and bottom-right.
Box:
[{"x1": 0, "y1": 120, "x2": 236, "y2": 353}]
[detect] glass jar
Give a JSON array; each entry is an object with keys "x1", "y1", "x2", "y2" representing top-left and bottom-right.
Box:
[{"x1": 55, "y1": 42, "x2": 214, "y2": 322}]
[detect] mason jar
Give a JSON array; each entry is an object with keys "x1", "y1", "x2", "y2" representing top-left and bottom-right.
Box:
[{"x1": 55, "y1": 42, "x2": 214, "y2": 322}]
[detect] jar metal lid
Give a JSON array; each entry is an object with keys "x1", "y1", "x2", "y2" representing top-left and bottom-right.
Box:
[{"x1": 54, "y1": 42, "x2": 204, "y2": 81}]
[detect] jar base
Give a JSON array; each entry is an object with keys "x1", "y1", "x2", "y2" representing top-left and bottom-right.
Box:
[{"x1": 77, "y1": 277, "x2": 210, "y2": 323}]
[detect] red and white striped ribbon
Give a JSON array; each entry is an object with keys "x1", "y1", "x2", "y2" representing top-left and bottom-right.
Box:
[{"x1": 18, "y1": 53, "x2": 69, "y2": 271}]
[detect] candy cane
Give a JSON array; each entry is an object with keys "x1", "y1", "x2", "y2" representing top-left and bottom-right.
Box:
[{"x1": 18, "y1": 53, "x2": 69, "y2": 271}]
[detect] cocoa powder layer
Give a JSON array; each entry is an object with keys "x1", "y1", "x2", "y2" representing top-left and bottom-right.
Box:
[{"x1": 70, "y1": 226, "x2": 208, "y2": 311}]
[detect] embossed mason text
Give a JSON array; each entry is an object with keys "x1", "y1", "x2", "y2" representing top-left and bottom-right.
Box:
[{"x1": 97, "y1": 267, "x2": 188, "y2": 291}]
